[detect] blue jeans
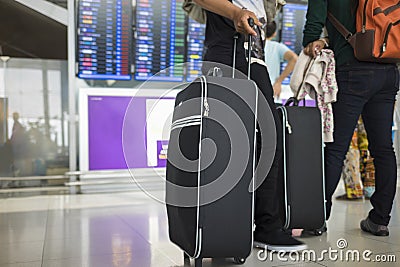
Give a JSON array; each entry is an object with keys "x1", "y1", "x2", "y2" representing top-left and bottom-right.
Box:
[{"x1": 325, "y1": 62, "x2": 399, "y2": 226}]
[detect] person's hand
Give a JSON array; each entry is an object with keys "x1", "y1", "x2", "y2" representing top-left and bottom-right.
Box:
[
  {"x1": 232, "y1": 8, "x2": 262, "y2": 36},
  {"x1": 303, "y1": 39, "x2": 326, "y2": 58},
  {"x1": 273, "y1": 81, "x2": 282, "y2": 98}
]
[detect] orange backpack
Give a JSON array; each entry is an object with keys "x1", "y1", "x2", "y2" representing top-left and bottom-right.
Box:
[{"x1": 329, "y1": 0, "x2": 400, "y2": 63}]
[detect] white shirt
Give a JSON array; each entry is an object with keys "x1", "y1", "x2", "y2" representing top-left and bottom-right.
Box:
[
  {"x1": 264, "y1": 40, "x2": 290, "y2": 83},
  {"x1": 233, "y1": 0, "x2": 267, "y2": 21}
]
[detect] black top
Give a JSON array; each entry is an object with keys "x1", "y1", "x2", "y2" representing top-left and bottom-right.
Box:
[
  {"x1": 203, "y1": 4, "x2": 266, "y2": 71},
  {"x1": 303, "y1": 0, "x2": 357, "y2": 66},
  {"x1": 203, "y1": 10, "x2": 248, "y2": 69}
]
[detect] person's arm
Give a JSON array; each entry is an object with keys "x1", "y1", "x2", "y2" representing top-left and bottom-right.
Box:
[
  {"x1": 273, "y1": 50, "x2": 298, "y2": 97},
  {"x1": 302, "y1": 0, "x2": 328, "y2": 57},
  {"x1": 193, "y1": 0, "x2": 262, "y2": 36}
]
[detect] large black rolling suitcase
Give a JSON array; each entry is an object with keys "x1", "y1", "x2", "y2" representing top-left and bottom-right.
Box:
[
  {"x1": 166, "y1": 23, "x2": 260, "y2": 267},
  {"x1": 277, "y1": 99, "x2": 326, "y2": 233}
]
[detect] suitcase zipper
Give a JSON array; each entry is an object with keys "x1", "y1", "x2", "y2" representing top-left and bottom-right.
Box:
[
  {"x1": 204, "y1": 98, "x2": 209, "y2": 117},
  {"x1": 285, "y1": 206, "x2": 291, "y2": 229},
  {"x1": 362, "y1": 0, "x2": 369, "y2": 33},
  {"x1": 194, "y1": 228, "x2": 203, "y2": 259},
  {"x1": 281, "y1": 107, "x2": 293, "y2": 134},
  {"x1": 278, "y1": 106, "x2": 292, "y2": 229},
  {"x1": 192, "y1": 76, "x2": 207, "y2": 258},
  {"x1": 193, "y1": 75, "x2": 209, "y2": 258},
  {"x1": 202, "y1": 76, "x2": 209, "y2": 117},
  {"x1": 381, "y1": 22, "x2": 392, "y2": 55},
  {"x1": 380, "y1": 20, "x2": 400, "y2": 56},
  {"x1": 285, "y1": 119, "x2": 292, "y2": 134},
  {"x1": 283, "y1": 107, "x2": 291, "y2": 229}
]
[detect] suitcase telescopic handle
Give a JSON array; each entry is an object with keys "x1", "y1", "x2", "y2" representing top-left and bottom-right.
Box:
[
  {"x1": 247, "y1": 18, "x2": 254, "y2": 80},
  {"x1": 232, "y1": 18, "x2": 255, "y2": 80}
]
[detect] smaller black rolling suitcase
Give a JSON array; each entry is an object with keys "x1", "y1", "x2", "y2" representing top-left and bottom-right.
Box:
[
  {"x1": 277, "y1": 97, "x2": 326, "y2": 233},
  {"x1": 166, "y1": 20, "x2": 262, "y2": 267}
]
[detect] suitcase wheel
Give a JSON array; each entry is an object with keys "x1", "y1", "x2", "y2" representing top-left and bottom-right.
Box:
[
  {"x1": 311, "y1": 225, "x2": 327, "y2": 236},
  {"x1": 233, "y1": 257, "x2": 246, "y2": 265},
  {"x1": 313, "y1": 229, "x2": 323, "y2": 236}
]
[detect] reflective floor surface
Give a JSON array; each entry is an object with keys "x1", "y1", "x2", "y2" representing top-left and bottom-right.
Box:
[{"x1": 0, "y1": 182, "x2": 399, "y2": 267}]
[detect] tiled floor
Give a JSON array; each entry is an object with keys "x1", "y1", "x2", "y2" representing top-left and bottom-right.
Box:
[{"x1": 0, "y1": 183, "x2": 399, "y2": 267}]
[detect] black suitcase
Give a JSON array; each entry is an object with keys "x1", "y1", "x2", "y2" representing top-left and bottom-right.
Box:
[
  {"x1": 166, "y1": 23, "x2": 260, "y2": 267},
  {"x1": 277, "y1": 99, "x2": 326, "y2": 233}
]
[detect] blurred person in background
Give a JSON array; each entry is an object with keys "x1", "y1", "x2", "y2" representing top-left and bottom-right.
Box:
[{"x1": 264, "y1": 20, "x2": 298, "y2": 100}]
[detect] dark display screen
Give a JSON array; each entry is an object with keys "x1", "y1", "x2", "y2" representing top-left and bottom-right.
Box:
[
  {"x1": 280, "y1": 2, "x2": 308, "y2": 85},
  {"x1": 134, "y1": 0, "x2": 185, "y2": 81},
  {"x1": 77, "y1": 0, "x2": 132, "y2": 80},
  {"x1": 281, "y1": 2, "x2": 308, "y2": 55}
]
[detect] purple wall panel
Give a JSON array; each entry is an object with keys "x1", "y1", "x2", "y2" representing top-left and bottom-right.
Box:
[{"x1": 88, "y1": 96, "x2": 148, "y2": 170}]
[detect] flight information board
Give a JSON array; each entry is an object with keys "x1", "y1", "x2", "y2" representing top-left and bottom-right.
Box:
[
  {"x1": 280, "y1": 2, "x2": 308, "y2": 85},
  {"x1": 77, "y1": 0, "x2": 132, "y2": 80},
  {"x1": 134, "y1": 0, "x2": 185, "y2": 81},
  {"x1": 186, "y1": 18, "x2": 206, "y2": 82},
  {"x1": 281, "y1": 2, "x2": 308, "y2": 55}
]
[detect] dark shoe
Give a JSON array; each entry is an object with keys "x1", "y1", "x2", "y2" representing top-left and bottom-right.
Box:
[
  {"x1": 360, "y1": 217, "x2": 389, "y2": 236},
  {"x1": 254, "y1": 229, "x2": 308, "y2": 252}
]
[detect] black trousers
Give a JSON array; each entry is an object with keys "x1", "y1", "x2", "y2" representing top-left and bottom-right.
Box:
[
  {"x1": 248, "y1": 63, "x2": 283, "y2": 233},
  {"x1": 325, "y1": 62, "x2": 399, "y2": 226},
  {"x1": 236, "y1": 63, "x2": 284, "y2": 233},
  {"x1": 202, "y1": 61, "x2": 283, "y2": 233}
]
